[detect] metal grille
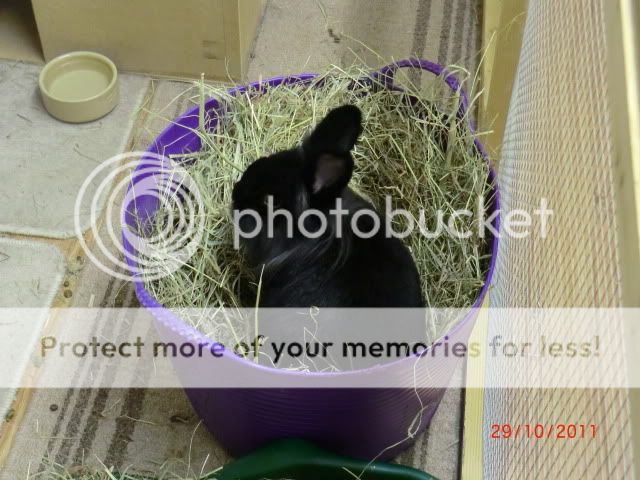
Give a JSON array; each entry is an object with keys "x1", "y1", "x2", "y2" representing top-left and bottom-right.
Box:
[{"x1": 485, "y1": 0, "x2": 634, "y2": 477}]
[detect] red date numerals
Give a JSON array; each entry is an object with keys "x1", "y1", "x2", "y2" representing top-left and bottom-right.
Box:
[{"x1": 490, "y1": 423, "x2": 597, "y2": 440}]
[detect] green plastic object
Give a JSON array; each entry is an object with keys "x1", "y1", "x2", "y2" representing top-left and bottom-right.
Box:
[{"x1": 209, "y1": 439, "x2": 438, "y2": 480}]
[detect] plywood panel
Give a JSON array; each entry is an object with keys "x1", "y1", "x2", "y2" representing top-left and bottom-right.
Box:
[
  {"x1": 478, "y1": 0, "x2": 527, "y2": 159},
  {"x1": 0, "y1": 0, "x2": 43, "y2": 63},
  {"x1": 31, "y1": 0, "x2": 236, "y2": 79}
]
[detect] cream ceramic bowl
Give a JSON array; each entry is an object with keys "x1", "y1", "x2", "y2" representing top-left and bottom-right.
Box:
[{"x1": 39, "y1": 51, "x2": 119, "y2": 123}]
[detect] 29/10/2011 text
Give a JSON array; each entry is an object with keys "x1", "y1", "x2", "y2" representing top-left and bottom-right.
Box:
[{"x1": 490, "y1": 423, "x2": 597, "y2": 440}]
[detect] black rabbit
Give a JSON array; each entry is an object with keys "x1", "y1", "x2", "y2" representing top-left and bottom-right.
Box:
[{"x1": 232, "y1": 105, "x2": 423, "y2": 308}]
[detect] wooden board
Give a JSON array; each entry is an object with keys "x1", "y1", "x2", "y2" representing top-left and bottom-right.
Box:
[
  {"x1": 605, "y1": 0, "x2": 640, "y2": 477},
  {"x1": 29, "y1": 0, "x2": 264, "y2": 80},
  {"x1": 0, "y1": 0, "x2": 44, "y2": 64},
  {"x1": 460, "y1": 299, "x2": 489, "y2": 479},
  {"x1": 477, "y1": 0, "x2": 527, "y2": 161}
]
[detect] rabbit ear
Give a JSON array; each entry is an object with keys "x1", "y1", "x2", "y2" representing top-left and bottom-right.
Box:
[
  {"x1": 302, "y1": 105, "x2": 362, "y2": 196},
  {"x1": 304, "y1": 105, "x2": 362, "y2": 155},
  {"x1": 309, "y1": 153, "x2": 352, "y2": 194}
]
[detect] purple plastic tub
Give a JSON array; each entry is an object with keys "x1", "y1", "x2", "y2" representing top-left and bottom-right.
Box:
[{"x1": 124, "y1": 59, "x2": 500, "y2": 460}]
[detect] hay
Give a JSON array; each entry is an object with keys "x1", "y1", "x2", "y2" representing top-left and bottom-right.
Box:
[
  {"x1": 143, "y1": 65, "x2": 493, "y2": 350},
  {"x1": 26, "y1": 458, "x2": 221, "y2": 480}
]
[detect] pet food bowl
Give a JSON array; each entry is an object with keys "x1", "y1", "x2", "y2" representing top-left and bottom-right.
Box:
[
  {"x1": 123, "y1": 59, "x2": 500, "y2": 460},
  {"x1": 39, "y1": 51, "x2": 119, "y2": 123}
]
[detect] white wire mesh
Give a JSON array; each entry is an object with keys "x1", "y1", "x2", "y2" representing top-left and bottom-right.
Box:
[{"x1": 485, "y1": 0, "x2": 634, "y2": 478}]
